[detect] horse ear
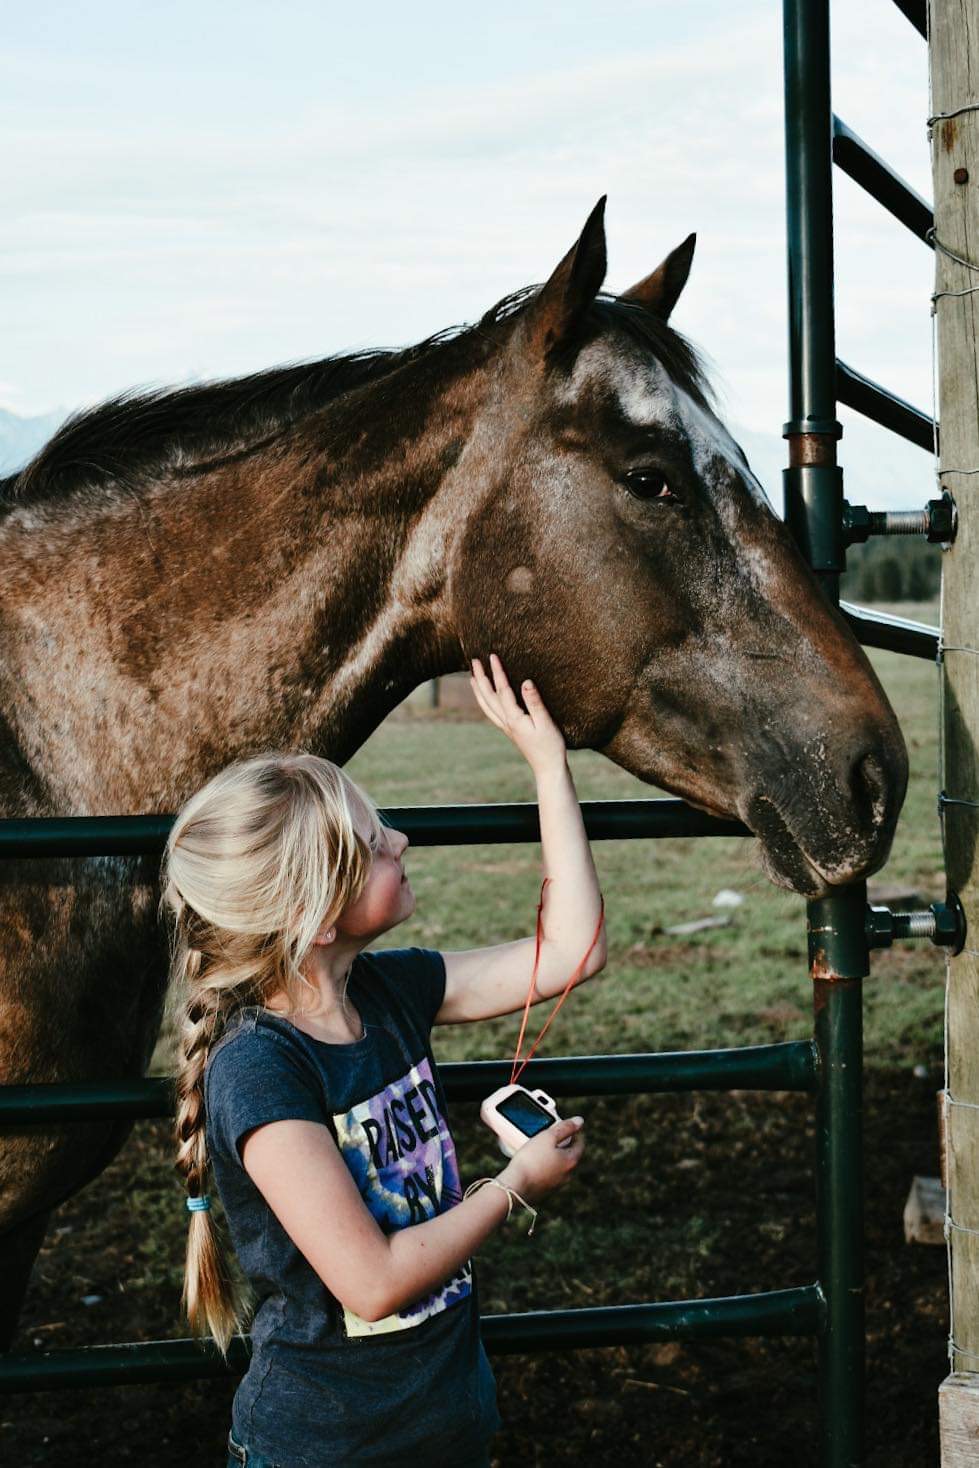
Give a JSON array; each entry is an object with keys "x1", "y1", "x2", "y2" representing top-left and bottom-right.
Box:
[
  {"x1": 518, "y1": 196, "x2": 608, "y2": 362},
  {"x1": 620, "y1": 232, "x2": 696, "y2": 320}
]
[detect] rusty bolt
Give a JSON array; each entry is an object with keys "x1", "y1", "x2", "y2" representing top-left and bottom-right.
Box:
[{"x1": 954, "y1": 166, "x2": 969, "y2": 185}]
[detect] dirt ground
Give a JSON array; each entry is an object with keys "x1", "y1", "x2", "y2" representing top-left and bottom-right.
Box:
[{"x1": 2, "y1": 1069, "x2": 948, "y2": 1467}]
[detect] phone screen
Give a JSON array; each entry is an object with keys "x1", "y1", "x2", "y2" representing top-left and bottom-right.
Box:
[{"x1": 496, "y1": 1090, "x2": 556, "y2": 1138}]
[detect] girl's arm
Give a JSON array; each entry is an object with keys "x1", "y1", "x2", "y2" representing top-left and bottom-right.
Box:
[
  {"x1": 240, "y1": 1112, "x2": 584, "y2": 1322},
  {"x1": 436, "y1": 654, "x2": 607, "y2": 1025}
]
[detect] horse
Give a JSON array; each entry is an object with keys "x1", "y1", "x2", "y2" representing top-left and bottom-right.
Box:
[{"x1": 0, "y1": 197, "x2": 907, "y2": 1350}]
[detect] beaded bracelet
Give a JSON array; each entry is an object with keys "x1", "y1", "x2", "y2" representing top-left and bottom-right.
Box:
[{"x1": 463, "y1": 1176, "x2": 538, "y2": 1236}]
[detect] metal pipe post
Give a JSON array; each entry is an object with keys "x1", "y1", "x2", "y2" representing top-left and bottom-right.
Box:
[
  {"x1": 783, "y1": 0, "x2": 866, "y2": 1462},
  {"x1": 811, "y1": 889, "x2": 868, "y2": 1467}
]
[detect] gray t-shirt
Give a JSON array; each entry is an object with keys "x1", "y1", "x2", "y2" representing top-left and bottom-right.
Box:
[{"x1": 204, "y1": 946, "x2": 500, "y2": 1467}]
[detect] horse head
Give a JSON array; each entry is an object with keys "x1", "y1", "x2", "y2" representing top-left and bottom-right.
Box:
[{"x1": 451, "y1": 198, "x2": 908, "y2": 898}]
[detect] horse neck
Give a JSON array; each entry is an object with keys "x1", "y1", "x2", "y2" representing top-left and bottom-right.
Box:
[
  {"x1": 290, "y1": 362, "x2": 495, "y2": 758},
  {"x1": 0, "y1": 344, "x2": 501, "y2": 811},
  {"x1": 149, "y1": 350, "x2": 493, "y2": 768}
]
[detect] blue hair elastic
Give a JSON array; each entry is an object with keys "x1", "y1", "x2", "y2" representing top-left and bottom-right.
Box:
[{"x1": 186, "y1": 1195, "x2": 212, "y2": 1212}]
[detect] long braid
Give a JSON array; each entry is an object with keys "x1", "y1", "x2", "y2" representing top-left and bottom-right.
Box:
[{"x1": 170, "y1": 922, "x2": 254, "y2": 1359}]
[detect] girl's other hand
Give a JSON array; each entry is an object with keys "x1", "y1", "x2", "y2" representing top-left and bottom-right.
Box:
[{"x1": 469, "y1": 653, "x2": 567, "y2": 776}]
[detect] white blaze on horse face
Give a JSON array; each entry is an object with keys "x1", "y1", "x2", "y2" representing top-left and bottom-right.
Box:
[
  {"x1": 674, "y1": 388, "x2": 774, "y2": 514},
  {"x1": 556, "y1": 341, "x2": 786, "y2": 610},
  {"x1": 615, "y1": 356, "x2": 773, "y2": 513},
  {"x1": 557, "y1": 341, "x2": 773, "y2": 513}
]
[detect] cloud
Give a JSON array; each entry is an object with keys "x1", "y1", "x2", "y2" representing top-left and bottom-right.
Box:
[{"x1": 1, "y1": 0, "x2": 938, "y2": 533}]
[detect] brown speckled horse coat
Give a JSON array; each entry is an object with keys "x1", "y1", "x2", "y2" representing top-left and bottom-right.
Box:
[{"x1": 0, "y1": 199, "x2": 907, "y2": 1348}]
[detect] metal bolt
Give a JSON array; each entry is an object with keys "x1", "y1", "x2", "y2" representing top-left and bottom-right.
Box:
[
  {"x1": 842, "y1": 500, "x2": 872, "y2": 545},
  {"x1": 897, "y1": 911, "x2": 937, "y2": 940},
  {"x1": 865, "y1": 905, "x2": 893, "y2": 949},
  {"x1": 932, "y1": 895, "x2": 967, "y2": 954},
  {"x1": 927, "y1": 492, "x2": 958, "y2": 544},
  {"x1": 871, "y1": 509, "x2": 929, "y2": 537},
  {"x1": 841, "y1": 497, "x2": 956, "y2": 545},
  {"x1": 864, "y1": 895, "x2": 967, "y2": 953},
  {"x1": 954, "y1": 167, "x2": 969, "y2": 185}
]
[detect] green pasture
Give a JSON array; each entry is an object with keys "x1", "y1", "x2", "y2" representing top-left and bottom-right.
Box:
[{"x1": 344, "y1": 597, "x2": 946, "y2": 1075}]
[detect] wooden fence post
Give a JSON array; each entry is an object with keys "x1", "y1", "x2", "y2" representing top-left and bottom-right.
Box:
[{"x1": 931, "y1": 2, "x2": 979, "y2": 1461}]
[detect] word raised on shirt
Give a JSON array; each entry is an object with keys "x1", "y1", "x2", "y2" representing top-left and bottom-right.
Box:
[{"x1": 331, "y1": 1056, "x2": 471, "y2": 1336}]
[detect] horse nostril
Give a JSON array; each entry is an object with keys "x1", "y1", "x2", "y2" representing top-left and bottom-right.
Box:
[{"x1": 851, "y1": 750, "x2": 889, "y2": 829}]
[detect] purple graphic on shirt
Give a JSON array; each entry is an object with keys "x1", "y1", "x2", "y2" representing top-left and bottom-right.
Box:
[{"x1": 332, "y1": 1055, "x2": 471, "y2": 1336}]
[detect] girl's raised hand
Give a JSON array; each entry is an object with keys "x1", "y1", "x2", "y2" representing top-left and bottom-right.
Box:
[{"x1": 469, "y1": 653, "x2": 567, "y2": 776}]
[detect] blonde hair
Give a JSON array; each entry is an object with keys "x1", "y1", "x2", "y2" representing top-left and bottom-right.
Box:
[{"x1": 158, "y1": 750, "x2": 386, "y2": 1359}]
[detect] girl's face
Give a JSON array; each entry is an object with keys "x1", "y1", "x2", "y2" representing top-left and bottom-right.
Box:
[{"x1": 333, "y1": 806, "x2": 414, "y2": 941}]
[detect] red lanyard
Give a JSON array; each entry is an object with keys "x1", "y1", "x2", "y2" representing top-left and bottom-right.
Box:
[{"x1": 510, "y1": 877, "x2": 606, "y2": 1087}]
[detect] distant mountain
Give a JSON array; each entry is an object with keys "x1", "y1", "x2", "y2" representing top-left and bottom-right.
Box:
[
  {"x1": 0, "y1": 407, "x2": 70, "y2": 478},
  {"x1": 0, "y1": 399, "x2": 935, "y2": 516}
]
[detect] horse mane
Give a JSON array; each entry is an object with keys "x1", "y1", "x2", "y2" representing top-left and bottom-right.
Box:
[{"x1": 0, "y1": 286, "x2": 712, "y2": 510}]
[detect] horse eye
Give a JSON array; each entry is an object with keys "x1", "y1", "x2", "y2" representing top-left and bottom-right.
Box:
[{"x1": 622, "y1": 469, "x2": 677, "y2": 502}]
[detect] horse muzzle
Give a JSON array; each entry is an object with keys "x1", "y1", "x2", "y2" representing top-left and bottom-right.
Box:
[{"x1": 742, "y1": 730, "x2": 909, "y2": 898}]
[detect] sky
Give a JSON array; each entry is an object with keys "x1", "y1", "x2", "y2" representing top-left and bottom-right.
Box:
[{"x1": 2, "y1": 1, "x2": 937, "y2": 505}]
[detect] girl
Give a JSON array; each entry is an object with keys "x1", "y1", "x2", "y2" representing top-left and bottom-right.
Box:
[{"x1": 161, "y1": 652, "x2": 607, "y2": 1467}]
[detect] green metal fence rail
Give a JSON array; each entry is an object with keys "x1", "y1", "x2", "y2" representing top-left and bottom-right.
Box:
[
  {"x1": 0, "y1": 1287, "x2": 829, "y2": 1393},
  {"x1": 0, "y1": 1042, "x2": 820, "y2": 1125},
  {"x1": 0, "y1": 799, "x2": 748, "y2": 860},
  {"x1": 893, "y1": 0, "x2": 927, "y2": 41},
  {"x1": 0, "y1": 2, "x2": 958, "y2": 1465},
  {"x1": 835, "y1": 358, "x2": 935, "y2": 452},
  {"x1": 832, "y1": 115, "x2": 934, "y2": 244},
  {"x1": 840, "y1": 601, "x2": 939, "y2": 661}
]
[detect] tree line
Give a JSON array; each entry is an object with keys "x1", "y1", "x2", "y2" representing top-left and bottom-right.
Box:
[{"x1": 839, "y1": 536, "x2": 940, "y2": 603}]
